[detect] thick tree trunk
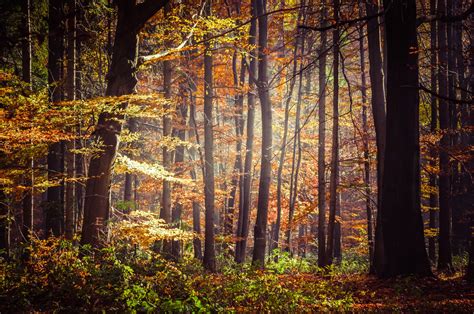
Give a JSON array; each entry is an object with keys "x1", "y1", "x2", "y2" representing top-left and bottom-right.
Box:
[
  {"x1": 317, "y1": 0, "x2": 328, "y2": 267},
  {"x1": 252, "y1": 0, "x2": 272, "y2": 267},
  {"x1": 326, "y1": 0, "x2": 340, "y2": 266},
  {"x1": 437, "y1": 0, "x2": 453, "y2": 272},
  {"x1": 46, "y1": 0, "x2": 65, "y2": 237},
  {"x1": 203, "y1": 0, "x2": 216, "y2": 272},
  {"x1": 81, "y1": 0, "x2": 168, "y2": 247},
  {"x1": 235, "y1": 0, "x2": 257, "y2": 264},
  {"x1": 378, "y1": 0, "x2": 431, "y2": 277}
]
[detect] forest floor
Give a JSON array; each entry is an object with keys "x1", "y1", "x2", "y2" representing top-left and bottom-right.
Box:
[
  {"x1": 1, "y1": 238, "x2": 473, "y2": 312},
  {"x1": 341, "y1": 273, "x2": 474, "y2": 311}
]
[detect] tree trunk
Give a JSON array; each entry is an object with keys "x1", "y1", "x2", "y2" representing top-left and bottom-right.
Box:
[
  {"x1": 358, "y1": 11, "x2": 374, "y2": 268},
  {"x1": 437, "y1": 0, "x2": 453, "y2": 272},
  {"x1": 378, "y1": 0, "x2": 431, "y2": 277},
  {"x1": 326, "y1": 0, "x2": 340, "y2": 266},
  {"x1": 428, "y1": 0, "x2": 438, "y2": 262},
  {"x1": 317, "y1": 0, "x2": 328, "y2": 267},
  {"x1": 203, "y1": 0, "x2": 216, "y2": 272},
  {"x1": 46, "y1": 0, "x2": 65, "y2": 237},
  {"x1": 21, "y1": 0, "x2": 34, "y2": 241},
  {"x1": 235, "y1": 0, "x2": 257, "y2": 264},
  {"x1": 252, "y1": 0, "x2": 272, "y2": 267},
  {"x1": 171, "y1": 93, "x2": 188, "y2": 260},
  {"x1": 65, "y1": 0, "x2": 76, "y2": 240},
  {"x1": 365, "y1": 0, "x2": 387, "y2": 275},
  {"x1": 81, "y1": 0, "x2": 168, "y2": 247}
]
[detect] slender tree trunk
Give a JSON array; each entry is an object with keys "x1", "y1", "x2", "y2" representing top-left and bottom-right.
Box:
[
  {"x1": 378, "y1": 0, "x2": 431, "y2": 277},
  {"x1": 326, "y1": 0, "x2": 340, "y2": 266},
  {"x1": 123, "y1": 118, "x2": 137, "y2": 213},
  {"x1": 428, "y1": 0, "x2": 438, "y2": 262},
  {"x1": 437, "y1": 0, "x2": 453, "y2": 272},
  {"x1": 189, "y1": 94, "x2": 203, "y2": 260},
  {"x1": 273, "y1": 24, "x2": 299, "y2": 255},
  {"x1": 235, "y1": 0, "x2": 257, "y2": 264},
  {"x1": 358, "y1": 12, "x2": 374, "y2": 268},
  {"x1": 203, "y1": 0, "x2": 216, "y2": 272},
  {"x1": 365, "y1": 0, "x2": 387, "y2": 275},
  {"x1": 171, "y1": 96, "x2": 188, "y2": 260},
  {"x1": 226, "y1": 53, "x2": 245, "y2": 242},
  {"x1": 65, "y1": 0, "x2": 76, "y2": 240},
  {"x1": 46, "y1": 0, "x2": 65, "y2": 237},
  {"x1": 252, "y1": 0, "x2": 272, "y2": 267},
  {"x1": 81, "y1": 0, "x2": 168, "y2": 247},
  {"x1": 317, "y1": 0, "x2": 328, "y2": 267},
  {"x1": 21, "y1": 0, "x2": 34, "y2": 241}
]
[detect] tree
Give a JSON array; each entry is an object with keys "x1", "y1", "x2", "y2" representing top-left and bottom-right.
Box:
[
  {"x1": 326, "y1": 0, "x2": 340, "y2": 266},
  {"x1": 437, "y1": 0, "x2": 453, "y2": 272},
  {"x1": 81, "y1": 0, "x2": 168, "y2": 247},
  {"x1": 252, "y1": 0, "x2": 272, "y2": 267},
  {"x1": 317, "y1": 0, "x2": 328, "y2": 268},
  {"x1": 378, "y1": 0, "x2": 432, "y2": 277},
  {"x1": 365, "y1": 0, "x2": 387, "y2": 275},
  {"x1": 235, "y1": 0, "x2": 257, "y2": 264},
  {"x1": 46, "y1": 0, "x2": 65, "y2": 237},
  {"x1": 203, "y1": 0, "x2": 216, "y2": 272}
]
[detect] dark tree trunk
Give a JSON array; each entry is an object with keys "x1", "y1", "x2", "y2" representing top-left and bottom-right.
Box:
[
  {"x1": 437, "y1": 0, "x2": 453, "y2": 272},
  {"x1": 273, "y1": 15, "x2": 299, "y2": 255},
  {"x1": 378, "y1": 0, "x2": 431, "y2": 277},
  {"x1": 203, "y1": 0, "x2": 216, "y2": 272},
  {"x1": 235, "y1": 0, "x2": 257, "y2": 264},
  {"x1": 226, "y1": 52, "x2": 245, "y2": 242},
  {"x1": 21, "y1": 0, "x2": 34, "y2": 241},
  {"x1": 428, "y1": 0, "x2": 438, "y2": 262},
  {"x1": 365, "y1": 0, "x2": 387, "y2": 275},
  {"x1": 65, "y1": 0, "x2": 76, "y2": 240},
  {"x1": 317, "y1": 0, "x2": 328, "y2": 267},
  {"x1": 358, "y1": 11, "x2": 374, "y2": 269},
  {"x1": 252, "y1": 0, "x2": 272, "y2": 267},
  {"x1": 326, "y1": 0, "x2": 340, "y2": 266},
  {"x1": 46, "y1": 0, "x2": 65, "y2": 237},
  {"x1": 81, "y1": 0, "x2": 168, "y2": 247}
]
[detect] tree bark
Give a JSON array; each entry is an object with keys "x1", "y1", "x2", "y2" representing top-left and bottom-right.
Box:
[
  {"x1": 235, "y1": 0, "x2": 257, "y2": 264},
  {"x1": 21, "y1": 0, "x2": 34, "y2": 241},
  {"x1": 365, "y1": 0, "x2": 387, "y2": 275},
  {"x1": 358, "y1": 10, "x2": 374, "y2": 269},
  {"x1": 46, "y1": 0, "x2": 65, "y2": 237},
  {"x1": 252, "y1": 0, "x2": 272, "y2": 267},
  {"x1": 317, "y1": 0, "x2": 328, "y2": 267},
  {"x1": 437, "y1": 0, "x2": 453, "y2": 272},
  {"x1": 81, "y1": 0, "x2": 168, "y2": 247},
  {"x1": 65, "y1": 0, "x2": 76, "y2": 240},
  {"x1": 326, "y1": 0, "x2": 340, "y2": 266},
  {"x1": 428, "y1": 0, "x2": 438, "y2": 262},
  {"x1": 203, "y1": 0, "x2": 216, "y2": 272},
  {"x1": 378, "y1": 0, "x2": 431, "y2": 277}
]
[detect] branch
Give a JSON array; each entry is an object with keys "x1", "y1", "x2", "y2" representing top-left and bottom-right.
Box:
[
  {"x1": 419, "y1": 84, "x2": 472, "y2": 105},
  {"x1": 299, "y1": 9, "x2": 385, "y2": 32},
  {"x1": 134, "y1": 0, "x2": 170, "y2": 30},
  {"x1": 417, "y1": 2, "x2": 474, "y2": 25},
  {"x1": 138, "y1": 2, "x2": 206, "y2": 66}
]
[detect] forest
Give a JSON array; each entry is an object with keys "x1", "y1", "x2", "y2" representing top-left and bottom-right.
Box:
[{"x1": 0, "y1": 0, "x2": 473, "y2": 311}]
